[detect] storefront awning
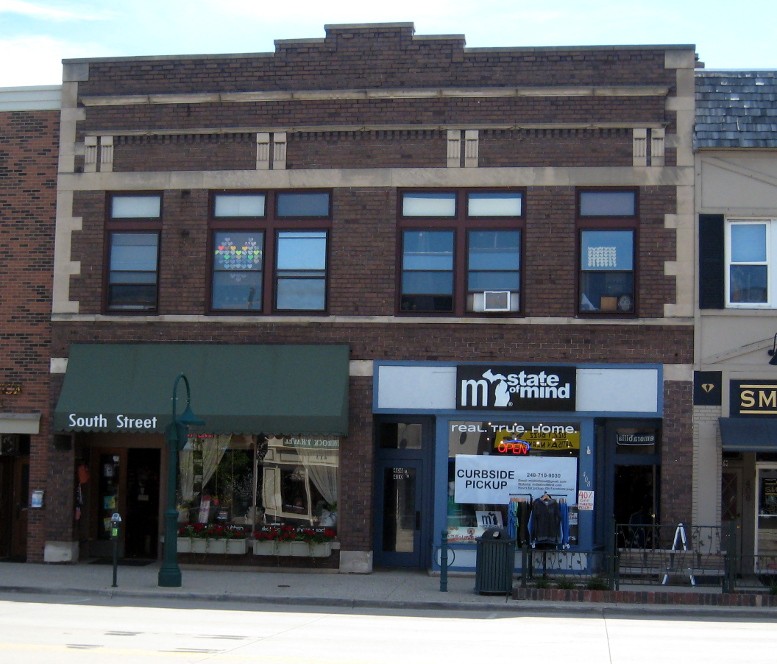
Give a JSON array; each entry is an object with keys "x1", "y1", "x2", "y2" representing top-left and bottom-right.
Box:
[
  {"x1": 719, "y1": 417, "x2": 777, "y2": 452},
  {"x1": 54, "y1": 344, "x2": 349, "y2": 436}
]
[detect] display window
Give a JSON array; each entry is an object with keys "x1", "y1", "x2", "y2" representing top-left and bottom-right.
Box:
[
  {"x1": 755, "y1": 464, "x2": 777, "y2": 571},
  {"x1": 176, "y1": 433, "x2": 339, "y2": 538},
  {"x1": 447, "y1": 420, "x2": 579, "y2": 547}
]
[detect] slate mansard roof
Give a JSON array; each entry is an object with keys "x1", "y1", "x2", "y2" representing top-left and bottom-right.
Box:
[{"x1": 695, "y1": 70, "x2": 777, "y2": 149}]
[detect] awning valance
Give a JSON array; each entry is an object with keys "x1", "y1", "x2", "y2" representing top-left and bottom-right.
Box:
[
  {"x1": 719, "y1": 417, "x2": 777, "y2": 452},
  {"x1": 54, "y1": 344, "x2": 349, "y2": 436}
]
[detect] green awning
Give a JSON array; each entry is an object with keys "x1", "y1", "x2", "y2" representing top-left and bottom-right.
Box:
[
  {"x1": 719, "y1": 417, "x2": 777, "y2": 452},
  {"x1": 54, "y1": 344, "x2": 349, "y2": 435}
]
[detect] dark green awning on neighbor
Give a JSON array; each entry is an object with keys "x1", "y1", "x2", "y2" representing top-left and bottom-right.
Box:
[
  {"x1": 54, "y1": 344, "x2": 349, "y2": 436},
  {"x1": 719, "y1": 417, "x2": 777, "y2": 452}
]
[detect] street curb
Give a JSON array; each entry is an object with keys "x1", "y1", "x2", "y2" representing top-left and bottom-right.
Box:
[{"x1": 3, "y1": 584, "x2": 777, "y2": 618}]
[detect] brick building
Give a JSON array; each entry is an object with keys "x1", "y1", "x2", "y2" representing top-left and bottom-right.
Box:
[
  {"x1": 0, "y1": 86, "x2": 60, "y2": 562},
  {"x1": 45, "y1": 23, "x2": 696, "y2": 573}
]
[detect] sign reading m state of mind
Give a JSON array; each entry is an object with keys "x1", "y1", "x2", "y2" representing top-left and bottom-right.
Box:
[{"x1": 454, "y1": 454, "x2": 577, "y2": 504}]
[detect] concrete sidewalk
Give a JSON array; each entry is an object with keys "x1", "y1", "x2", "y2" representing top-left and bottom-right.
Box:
[{"x1": 0, "y1": 560, "x2": 775, "y2": 617}]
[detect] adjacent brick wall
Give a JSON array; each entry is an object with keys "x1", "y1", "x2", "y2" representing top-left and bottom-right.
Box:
[
  {"x1": 0, "y1": 109, "x2": 59, "y2": 562},
  {"x1": 661, "y1": 380, "x2": 695, "y2": 528},
  {"x1": 340, "y1": 376, "x2": 373, "y2": 551}
]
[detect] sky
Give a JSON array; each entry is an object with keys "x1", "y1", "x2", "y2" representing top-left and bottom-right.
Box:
[{"x1": 1, "y1": 0, "x2": 776, "y2": 88}]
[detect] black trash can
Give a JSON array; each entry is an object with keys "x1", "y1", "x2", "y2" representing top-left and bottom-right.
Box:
[{"x1": 474, "y1": 527, "x2": 516, "y2": 594}]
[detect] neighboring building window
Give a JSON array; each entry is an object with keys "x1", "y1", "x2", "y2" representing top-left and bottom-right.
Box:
[
  {"x1": 210, "y1": 191, "x2": 330, "y2": 313},
  {"x1": 107, "y1": 194, "x2": 161, "y2": 312},
  {"x1": 578, "y1": 190, "x2": 636, "y2": 314},
  {"x1": 399, "y1": 190, "x2": 523, "y2": 315},
  {"x1": 726, "y1": 220, "x2": 773, "y2": 306}
]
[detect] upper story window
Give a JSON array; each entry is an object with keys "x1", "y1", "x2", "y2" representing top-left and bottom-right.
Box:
[
  {"x1": 726, "y1": 220, "x2": 773, "y2": 307},
  {"x1": 277, "y1": 192, "x2": 330, "y2": 217},
  {"x1": 577, "y1": 190, "x2": 637, "y2": 315},
  {"x1": 210, "y1": 191, "x2": 330, "y2": 313},
  {"x1": 106, "y1": 194, "x2": 161, "y2": 313},
  {"x1": 111, "y1": 194, "x2": 161, "y2": 219},
  {"x1": 276, "y1": 230, "x2": 328, "y2": 311},
  {"x1": 213, "y1": 231, "x2": 264, "y2": 311},
  {"x1": 399, "y1": 190, "x2": 523, "y2": 315}
]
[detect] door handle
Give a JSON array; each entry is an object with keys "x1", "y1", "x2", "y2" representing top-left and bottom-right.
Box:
[{"x1": 415, "y1": 511, "x2": 421, "y2": 530}]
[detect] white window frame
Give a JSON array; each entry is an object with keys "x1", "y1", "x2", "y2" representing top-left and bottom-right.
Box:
[{"x1": 725, "y1": 218, "x2": 775, "y2": 309}]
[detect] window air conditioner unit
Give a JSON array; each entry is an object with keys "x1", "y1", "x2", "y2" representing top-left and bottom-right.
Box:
[{"x1": 483, "y1": 290, "x2": 511, "y2": 312}]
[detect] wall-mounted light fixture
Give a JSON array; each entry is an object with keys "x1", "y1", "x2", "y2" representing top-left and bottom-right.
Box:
[{"x1": 768, "y1": 333, "x2": 777, "y2": 365}]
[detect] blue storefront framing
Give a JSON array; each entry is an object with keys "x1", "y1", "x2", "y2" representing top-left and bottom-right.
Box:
[{"x1": 372, "y1": 360, "x2": 664, "y2": 573}]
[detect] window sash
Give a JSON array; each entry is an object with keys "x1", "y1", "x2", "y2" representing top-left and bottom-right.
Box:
[
  {"x1": 214, "y1": 194, "x2": 266, "y2": 218},
  {"x1": 276, "y1": 192, "x2": 330, "y2": 218},
  {"x1": 402, "y1": 192, "x2": 457, "y2": 217},
  {"x1": 108, "y1": 232, "x2": 159, "y2": 311},
  {"x1": 401, "y1": 230, "x2": 454, "y2": 311},
  {"x1": 579, "y1": 229, "x2": 634, "y2": 313},
  {"x1": 467, "y1": 192, "x2": 523, "y2": 217},
  {"x1": 111, "y1": 195, "x2": 161, "y2": 219},
  {"x1": 580, "y1": 230, "x2": 634, "y2": 271},
  {"x1": 212, "y1": 231, "x2": 264, "y2": 311},
  {"x1": 466, "y1": 230, "x2": 521, "y2": 310},
  {"x1": 579, "y1": 191, "x2": 636, "y2": 217},
  {"x1": 726, "y1": 220, "x2": 773, "y2": 306},
  {"x1": 275, "y1": 231, "x2": 327, "y2": 311}
]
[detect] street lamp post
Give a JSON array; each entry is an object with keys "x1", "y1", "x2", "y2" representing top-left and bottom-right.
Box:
[{"x1": 158, "y1": 372, "x2": 205, "y2": 588}]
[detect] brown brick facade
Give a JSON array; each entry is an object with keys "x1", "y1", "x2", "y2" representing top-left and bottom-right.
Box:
[
  {"x1": 48, "y1": 23, "x2": 696, "y2": 569},
  {"x1": 67, "y1": 184, "x2": 678, "y2": 320}
]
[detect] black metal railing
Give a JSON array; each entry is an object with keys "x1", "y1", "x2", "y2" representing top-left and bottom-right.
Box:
[
  {"x1": 613, "y1": 521, "x2": 732, "y2": 590},
  {"x1": 435, "y1": 523, "x2": 777, "y2": 595}
]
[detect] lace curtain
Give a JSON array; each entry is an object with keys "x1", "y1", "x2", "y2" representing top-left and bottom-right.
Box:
[
  {"x1": 179, "y1": 434, "x2": 231, "y2": 505},
  {"x1": 296, "y1": 447, "x2": 338, "y2": 506}
]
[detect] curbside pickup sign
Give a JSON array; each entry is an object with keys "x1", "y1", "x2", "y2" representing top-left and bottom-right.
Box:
[
  {"x1": 457, "y1": 365, "x2": 576, "y2": 411},
  {"x1": 454, "y1": 454, "x2": 578, "y2": 504}
]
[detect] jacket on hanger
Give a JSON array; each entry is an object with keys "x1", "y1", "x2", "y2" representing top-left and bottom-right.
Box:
[{"x1": 528, "y1": 495, "x2": 561, "y2": 545}]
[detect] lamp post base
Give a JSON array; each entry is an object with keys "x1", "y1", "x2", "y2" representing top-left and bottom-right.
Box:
[
  {"x1": 158, "y1": 565, "x2": 182, "y2": 587},
  {"x1": 158, "y1": 506, "x2": 182, "y2": 587}
]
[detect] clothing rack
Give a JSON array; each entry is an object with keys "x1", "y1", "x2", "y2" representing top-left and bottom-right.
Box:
[{"x1": 507, "y1": 494, "x2": 533, "y2": 542}]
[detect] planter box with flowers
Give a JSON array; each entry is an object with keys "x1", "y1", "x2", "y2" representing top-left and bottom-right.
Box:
[
  {"x1": 177, "y1": 523, "x2": 248, "y2": 555},
  {"x1": 304, "y1": 527, "x2": 337, "y2": 557},
  {"x1": 277, "y1": 524, "x2": 301, "y2": 556},
  {"x1": 253, "y1": 526, "x2": 279, "y2": 556},
  {"x1": 252, "y1": 525, "x2": 336, "y2": 557}
]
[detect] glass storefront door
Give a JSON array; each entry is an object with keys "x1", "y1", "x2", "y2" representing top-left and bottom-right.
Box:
[
  {"x1": 373, "y1": 418, "x2": 432, "y2": 568},
  {"x1": 378, "y1": 460, "x2": 422, "y2": 564}
]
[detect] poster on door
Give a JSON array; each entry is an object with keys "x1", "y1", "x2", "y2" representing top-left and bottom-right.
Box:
[{"x1": 454, "y1": 454, "x2": 577, "y2": 504}]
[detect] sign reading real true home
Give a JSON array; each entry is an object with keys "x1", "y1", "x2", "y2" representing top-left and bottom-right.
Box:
[
  {"x1": 730, "y1": 380, "x2": 777, "y2": 416},
  {"x1": 456, "y1": 365, "x2": 576, "y2": 411}
]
